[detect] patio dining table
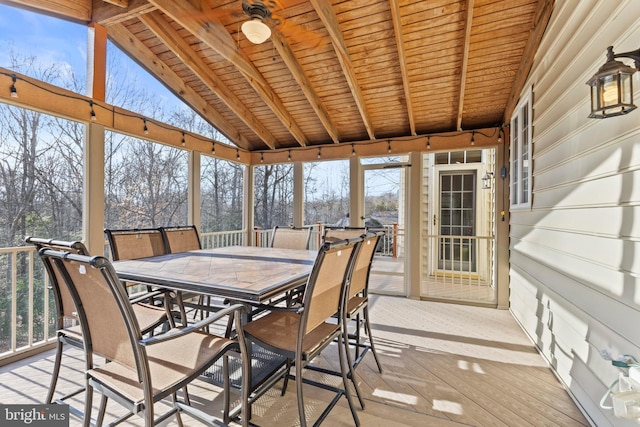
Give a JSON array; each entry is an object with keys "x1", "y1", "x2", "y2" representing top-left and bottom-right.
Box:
[{"x1": 113, "y1": 245, "x2": 317, "y2": 307}]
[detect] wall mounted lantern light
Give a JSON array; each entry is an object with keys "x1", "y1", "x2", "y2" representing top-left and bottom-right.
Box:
[
  {"x1": 587, "y1": 45, "x2": 640, "y2": 118},
  {"x1": 482, "y1": 172, "x2": 494, "y2": 190}
]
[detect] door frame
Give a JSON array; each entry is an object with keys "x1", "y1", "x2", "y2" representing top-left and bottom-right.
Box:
[
  {"x1": 359, "y1": 158, "x2": 410, "y2": 296},
  {"x1": 429, "y1": 162, "x2": 490, "y2": 279}
]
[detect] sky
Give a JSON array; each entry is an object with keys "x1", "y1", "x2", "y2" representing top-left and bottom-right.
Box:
[
  {"x1": 0, "y1": 5, "x2": 87, "y2": 74},
  {"x1": 0, "y1": 3, "x2": 183, "y2": 110}
]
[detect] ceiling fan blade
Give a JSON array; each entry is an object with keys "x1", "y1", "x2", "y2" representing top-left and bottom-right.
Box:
[{"x1": 275, "y1": 15, "x2": 327, "y2": 51}]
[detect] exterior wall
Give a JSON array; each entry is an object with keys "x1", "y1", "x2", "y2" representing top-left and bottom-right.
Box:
[{"x1": 509, "y1": 1, "x2": 640, "y2": 426}]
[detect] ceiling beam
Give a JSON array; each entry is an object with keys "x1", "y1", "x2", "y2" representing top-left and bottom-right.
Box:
[
  {"x1": 148, "y1": 0, "x2": 309, "y2": 147},
  {"x1": 504, "y1": 0, "x2": 555, "y2": 123},
  {"x1": 108, "y1": 23, "x2": 253, "y2": 149},
  {"x1": 250, "y1": 126, "x2": 503, "y2": 165},
  {"x1": 140, "y1": 11, "x2": 277, "y2": 149},
  {"x1": 92, "y1": 0, "x2": 156, "y2": 26},
  {"x1": 0, "y1": 67, "x2": 249, "y2": 163},
  {"x1": 310, "y1": 0, "x2": 376, "y2": 140},
  {"x1": 456, "y1": 0, "x2": 474, "y2": 131},
  {"x1": 388, "y1": 0, "x2": 416, "y2": 136},
  {"x1": 1, "y1": 0, "x2": 90, "y2": 22},
  {"x1": 270, "y1": 30, "x2": 340, "y2": 144}
]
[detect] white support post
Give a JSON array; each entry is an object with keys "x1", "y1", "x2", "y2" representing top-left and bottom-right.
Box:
[
  {"x1": 188, "y1": 151, "x2": 201, "y2": 230},
  {"x1": 293, "y1": 161, "x2": 304, "y2": 227},
  {"x1": 406, "y1": 151, "x2": 423, "y2": 299},
  {"x1": 85, "y1": 22, "x2": 106, "y2": 255},
  {"x1": 84, "y1": 123, "x2": 105, "y2": 255},
  {"x1": 244, "y1": 164, "x2": 255, "y2": 246},
  {"x1": 349, "y1": 156, "x2": 363, "y2": 227}
]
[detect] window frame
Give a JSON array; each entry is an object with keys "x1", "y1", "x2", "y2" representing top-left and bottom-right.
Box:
[{"x1": 510, "y1": 88, "x2": 533, "y2": 210}]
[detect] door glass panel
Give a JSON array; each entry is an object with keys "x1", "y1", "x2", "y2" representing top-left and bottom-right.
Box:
[{"x1": 438, "y1": 172, "x2": 476, "y2": 272}]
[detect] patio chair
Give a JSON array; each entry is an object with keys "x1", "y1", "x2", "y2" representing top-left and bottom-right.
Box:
[
  {"x1": 104, "y1": 228, "x2": 171, "y2": 310},
  {"x1": 323, "y1": 226, "x2": 367, "y2": 243},
  {"x1": 243, "y1": 237, "x2": 363, "y2": 427},
  {"x1": 269, "y1": 225, "x2": 312, "y2": 250},
  {"x1": 160, "y1": 225, "x2": 227, "y2": 328},
  {"x1": 160, "y1": 225, "x2": 201, "y2": 253},
  {"x1": 343, "y1": 231, "x2": 384, "y2": 373},
  {"x1": 39, "y1": 248, "x2": 249, "y2": 427},
  {"x1": 104, "y1": 227, "x2": 167, "y2": 261},
  {"x1": 25, "y1": 237, "x2": 172, "y2": 417}
]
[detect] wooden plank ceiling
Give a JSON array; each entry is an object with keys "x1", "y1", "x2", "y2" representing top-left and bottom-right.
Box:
[{"x1": 4, "y1": 0, "x2": 552, "y2": 154}]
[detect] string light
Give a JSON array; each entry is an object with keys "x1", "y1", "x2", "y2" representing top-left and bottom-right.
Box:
[
  {"x1": 89, "y1": 101, "x2": 96, "y2": 121},
  {"x1": 2, "y1": 71, "x2": 502, "y2": 162},
  {"x1": 10, "y1": 75, "x2": 17, "y2": 98}
]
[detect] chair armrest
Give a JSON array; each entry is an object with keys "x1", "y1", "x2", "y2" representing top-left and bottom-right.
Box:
[
  {"x1": 248, "y1": 302, "x2": 304, "y2": 314},
  {"x1": 140, "y1": 303, "x2": 246, "y2": 346},
  {"x1": 128, "y1": 289, "x2": 167, "y2": 304}
]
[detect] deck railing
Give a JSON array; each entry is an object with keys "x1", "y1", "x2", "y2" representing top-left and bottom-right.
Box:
[
  {"x1": 421, "y1": 234, "x2": 496, "y2": 301},
  {"x1": 253, "y1": 223, "x2": 401, "y2": 256},
  {"x1": 200, "y1": 229, "x2": 246, "y2": 249},
  {"x1": 0, "y1": 245, "x2": 53, "y2": 365}
]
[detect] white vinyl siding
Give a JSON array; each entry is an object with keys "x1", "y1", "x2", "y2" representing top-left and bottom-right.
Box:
[{"x1": 508, "y1": 1, "x2": 640, "y2": 427}]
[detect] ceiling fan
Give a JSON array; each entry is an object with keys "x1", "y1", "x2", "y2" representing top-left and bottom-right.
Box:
[
  {"x1": 241, "y1": 1, "x2": 278, "y2": 44},
  {"x1": 191, "y1": 0, "x2": 325, "y2": 49}
]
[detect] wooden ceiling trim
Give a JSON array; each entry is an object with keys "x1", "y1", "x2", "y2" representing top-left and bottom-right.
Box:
[
  {"x1": 139, "y1": 11, "x2": 277, "y2": 149},
  {"x1": 310, "y1": 0, "x2": 376, "y2": 140},
  {"x1": 387, "y1": 0, "x2": 414, "y2": 136},
  {"x1": 269, "y1": 30, "x2": 339, "y2": 144},
  {"x1": 456, "y1": 0, "x2": 474, "y2": 131},
  {"x1": 504, "y1": 0, "x2": 554, "y2": 122},
  {"x1": 107, "y1": 23, "x2": 252, "y2": 148},
  {"x1": 3, "y1": 0, "x2": 91, "y2": 22},
  {"x1": 103, "y1": 0, "x2": 128, "y2": 7},
  {"x1": 149, "y1": 0, "x2": 309, "y2": 147}
]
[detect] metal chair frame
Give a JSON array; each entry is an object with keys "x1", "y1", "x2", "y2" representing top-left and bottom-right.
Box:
[{"x1": 40, "y1": 249, "x2": 249, "y2": 427}]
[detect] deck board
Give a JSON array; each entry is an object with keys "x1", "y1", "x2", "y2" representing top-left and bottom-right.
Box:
[{"x1": 0, "y1": 296, "x2": 588, "y2": 426}]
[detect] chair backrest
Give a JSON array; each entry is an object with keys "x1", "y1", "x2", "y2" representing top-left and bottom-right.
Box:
[
  {"x1": 26, "y1": 237, "x2": 89, "y2": 321},
  {"x1": 270, "y1": 226, "x2": 312, "y2": 250},
  {"x1": 300, "y1": 238, "x2": 362, "y2": 336},
  {"x1": 323, "y1": 226, "x2": 366, "y2": 243},
  {"x1": 105, "y1": 228, "x2": 166, "y2": 261},
  {"x1": 161, "y1": 225, "x2": 201, "y2": 253},
  {"x1": 40, "y1": 249, "x2": 140, "y2": 371},
  {"x1": 348, "y1": 231, "x2": 383, "y2": 299}
]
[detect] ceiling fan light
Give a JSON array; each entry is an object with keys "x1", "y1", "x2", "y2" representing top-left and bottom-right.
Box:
[{"x1": 242, "y1": 19, "x2": 271, "y2": 44}]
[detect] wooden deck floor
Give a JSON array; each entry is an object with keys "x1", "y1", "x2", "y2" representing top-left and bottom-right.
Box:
[{"x1": 0, "y1": 296, "x2": 589, "y2": 426}]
